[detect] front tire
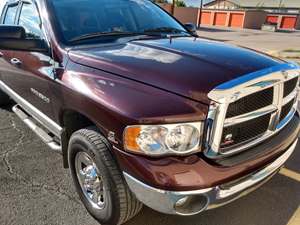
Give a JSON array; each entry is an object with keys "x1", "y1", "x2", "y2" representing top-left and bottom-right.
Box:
[{"x1": 68, "y1": 127, "x2": 142, "y2": 225}]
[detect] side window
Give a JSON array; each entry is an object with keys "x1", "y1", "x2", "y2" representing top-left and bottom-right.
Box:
[
  {"x1": 3, "y1": 5, "x2": 18, "y2": 25},
  {"x1": 18, "y1": 3, "x2": 43, "y2": 39}
]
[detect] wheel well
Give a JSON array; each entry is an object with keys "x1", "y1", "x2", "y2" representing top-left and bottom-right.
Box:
[{"x1": 61, "y1": 110, "x2": 95, "y2": 168}]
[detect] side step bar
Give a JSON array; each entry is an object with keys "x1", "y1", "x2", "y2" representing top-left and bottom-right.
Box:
[{"x1": 12, "y1": 105, "x2": 62, "y2": 153}]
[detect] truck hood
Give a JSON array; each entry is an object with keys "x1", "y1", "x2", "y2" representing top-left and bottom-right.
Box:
[{"x1": 68, "y1": 37, "x2": 283, "y2": 104}]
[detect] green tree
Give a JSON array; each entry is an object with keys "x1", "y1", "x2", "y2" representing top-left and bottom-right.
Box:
[
  {"x1": 176, "y1": 0, "x2": 186, "y2": 7},
  {"x1": 155, "y1": 0, "x2": 168, "y2": 3}
]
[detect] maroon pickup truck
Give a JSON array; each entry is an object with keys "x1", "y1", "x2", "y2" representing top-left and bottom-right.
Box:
[{"x1": 0, "y1": 0, "x2": 299, "y2": 224}]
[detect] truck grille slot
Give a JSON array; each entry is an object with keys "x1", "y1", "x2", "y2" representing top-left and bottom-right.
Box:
[
  {"x1": 206, "y1": 68, "x2": 299, "y2": 158},
  {"x1": 221, "y1": 113, "x2": 271, "y2": 150},
  {"x1": 283, "y1": 77, "x2": 298, "y2": 97},
  {"x1": 226, "y1": 87, "x2": 273, "y2": 118},
  {"x1": 280, "y1": 99, "x2": 295, "y2": 122}
]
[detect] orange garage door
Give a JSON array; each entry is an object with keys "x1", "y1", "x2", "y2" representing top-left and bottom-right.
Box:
[
  {"x1": 266, "y1": 15, "x2": 278, "y2": 24},
  {"x1": 280, "y1": 16, "x2": 297, "y2": 29},
  {"x1": 200, "y1": 12, "x2": 211, "y2": 25},
  {"x1": 214, "y1": 12, "x2": 227, "y2": 26},
  {"x1": 229, "y1": 13, "x2": 244, "y2": 27}
]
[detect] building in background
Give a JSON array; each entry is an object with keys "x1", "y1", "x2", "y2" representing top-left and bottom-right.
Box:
[
  {"x1": 158, "y1": 0, "x2": 211, "y2": 8},
  {"x1": 204, "y1": 0, "x2": 300, "y2": 14},
  {"x1": 158, "y1": 0, "x2": 300, "y2": 30}
]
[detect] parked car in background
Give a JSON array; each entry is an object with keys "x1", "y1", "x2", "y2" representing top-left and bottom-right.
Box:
[{"x1": 0, "y1": 0, "x2": 299, "y2": 224}]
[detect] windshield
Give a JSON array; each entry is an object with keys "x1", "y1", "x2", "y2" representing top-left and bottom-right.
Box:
[{"x1": 49, "y1": 0, "x2": 189, "y2": 44}]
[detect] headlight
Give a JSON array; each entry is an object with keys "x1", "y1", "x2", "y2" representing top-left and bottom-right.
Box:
[{"x1": 124, "y1": 122, "x2": 203, "y2": 156}]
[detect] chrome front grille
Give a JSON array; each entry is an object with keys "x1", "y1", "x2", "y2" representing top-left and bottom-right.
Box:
[
  {"x1": 205, "y1": 63, "x2": 300, "y2": 159},
  {"x1": 283, "y1": 77, "x2": 298, "y2": 97},
  {"x1": 226, "y1": 87, "x2": 274, "y2": 118},
  {"x1": 221, "y1": 113, "x2": 271, "y2": 151},
  {"x1": 280, "y1": 98, "x2": 295, "y2": 122}
]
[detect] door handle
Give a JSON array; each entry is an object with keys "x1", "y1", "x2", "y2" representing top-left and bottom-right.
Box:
[{"x1": 10, "y1": 58, "x2": 22, "y2": 66}]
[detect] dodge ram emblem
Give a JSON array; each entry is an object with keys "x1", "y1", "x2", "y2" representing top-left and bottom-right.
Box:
[
  {"x1": 282, "y1": 71, "x2": 289, "y2": 79},
  {"x1": 224, "y1": 134, "x2": 234, "y2": 145}
]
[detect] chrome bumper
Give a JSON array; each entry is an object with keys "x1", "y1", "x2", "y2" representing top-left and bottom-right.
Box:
[{"x1": 123, "y1": 139, "x2": 298, "y2": 216}]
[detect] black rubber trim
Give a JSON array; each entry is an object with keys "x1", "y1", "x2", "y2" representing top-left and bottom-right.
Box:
[
  {"x1": 0, "y1": 38, "x2": 49, "y2": 52},
  {"x1": 215, "y1": 112, "x2": 300, "y2": 167},
  {"x1": 0, "y1": 25, "x2": 25, "y2": 39}
]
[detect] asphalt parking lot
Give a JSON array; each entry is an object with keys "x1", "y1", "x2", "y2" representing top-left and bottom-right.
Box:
[
  {"x1": 198, "y1": 25, "x2": 300, "y2": 53},
  {"x1": 0, "y1": 101, "x2": 300, "y2": 225}
]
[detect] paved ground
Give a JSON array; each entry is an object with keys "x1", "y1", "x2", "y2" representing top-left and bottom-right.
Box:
[
  {"x1": 197, "y1": 25, "x2": 300, "y2": 54},
  {"x1": 0, "y1": 101, "x2": 300, "y2": 225}
]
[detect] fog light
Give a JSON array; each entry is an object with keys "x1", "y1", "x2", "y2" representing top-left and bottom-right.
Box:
[
  {"x1": 175, "y1": 196, "x2": 189, "y2": 208},
  {"x1": 174, "y1": 195, "x2": 209, "y2": 216}
]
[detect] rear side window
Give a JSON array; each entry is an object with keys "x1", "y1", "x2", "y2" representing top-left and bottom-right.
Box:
[
  {"x1": 3, "y1": 4, "x2": 18, "y2": 25},
  {"x1": 18, "y1": 3, "x2": 43, "y2": 39}
]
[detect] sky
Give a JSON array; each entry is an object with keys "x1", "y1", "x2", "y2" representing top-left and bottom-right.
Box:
[
  {"x1": 167, "y1": 0, "x2": 212, "y2": 7},
  {"x1": 0, "y1": 2, "x2": 3, "y2": 11}
]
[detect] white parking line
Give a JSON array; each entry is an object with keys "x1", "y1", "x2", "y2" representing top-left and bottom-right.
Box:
[{"x1": 280, "y1": 168, "x2": 300, "y2": 183}]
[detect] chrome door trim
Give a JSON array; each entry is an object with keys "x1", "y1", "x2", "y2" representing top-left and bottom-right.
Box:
[{"x1": 0, "y1": 80, "x2": 62, "y2": 137}]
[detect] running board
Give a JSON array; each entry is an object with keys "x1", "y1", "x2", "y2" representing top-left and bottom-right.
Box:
[{"x1": 12, "y1": 105, "x2": 62, "y2": 153}]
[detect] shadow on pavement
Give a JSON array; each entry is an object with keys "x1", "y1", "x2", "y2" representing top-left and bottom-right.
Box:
[
  {"x1": 198, "y1": 27, "x2": 234, "y2": 33},
  {"x1": 2, "y1": 101, "x2": 14, "y2": 112}
]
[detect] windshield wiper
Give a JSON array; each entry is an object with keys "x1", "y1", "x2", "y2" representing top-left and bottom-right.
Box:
[
  {"x1": 144, "y1": 27, "x2": 191, "y2": 36},
  {"x1": 69, "y1": 31, "x2": 139, "y2": 43},
  {"x1": 69, "y1": 31, "x2": 162, "y2": 43}
]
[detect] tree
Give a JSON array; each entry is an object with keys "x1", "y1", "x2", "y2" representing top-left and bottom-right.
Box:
[
  {"x1": 176, "y1": 0, "x2": 186, "y2": 7},
  {"x1": 155, "y1": 0, "x2": 168, "y2": 3}
]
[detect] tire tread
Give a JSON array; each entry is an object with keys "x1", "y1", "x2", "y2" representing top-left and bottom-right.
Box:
[{"x1": 72, "y1": 126, "x2": 142, "y2": 225}]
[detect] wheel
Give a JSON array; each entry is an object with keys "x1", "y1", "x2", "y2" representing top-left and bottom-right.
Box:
[
  {"x1": 68, "y1": 126, "x2": 142, "y2": 225},
  {"x1": 0, "y1": 90, "x2": 10, "y2": 106}
]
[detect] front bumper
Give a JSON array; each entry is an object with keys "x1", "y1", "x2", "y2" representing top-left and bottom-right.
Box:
[{"x1": 123, "y1": 139, "x2": 298, "y2": 215}]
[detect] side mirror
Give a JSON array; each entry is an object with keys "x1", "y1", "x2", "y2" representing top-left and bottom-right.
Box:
[
  {"x1": 0, "y1": 25, "x2": 49, "y2": 53},
  {"x1": 184, "y1": 23, "x2": 198, "y2": 36}
]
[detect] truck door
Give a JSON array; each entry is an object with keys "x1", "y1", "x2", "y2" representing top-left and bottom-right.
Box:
[
  {"x1": 0, "y1": 2, "x2": 19, "y2": 85},
  {"x1": 1, "y1": 0, "x2": 55, "y2": 120}
]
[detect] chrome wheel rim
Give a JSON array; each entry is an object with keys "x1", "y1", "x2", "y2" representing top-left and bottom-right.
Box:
[{"x1": 75, "y1": 152, "x2": 106, "y2": 209}]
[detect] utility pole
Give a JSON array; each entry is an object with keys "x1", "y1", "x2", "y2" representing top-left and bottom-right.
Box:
[
  {"x1": 199, "y1": 0, "x2": 204, "y2": 28},
  {"x1": 278, "y1": 0, "x2": 284, "y2": 13},
  {"x1": 172, "y1": 0, "x2": 176, "y2": 15}
]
